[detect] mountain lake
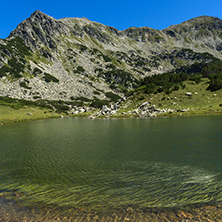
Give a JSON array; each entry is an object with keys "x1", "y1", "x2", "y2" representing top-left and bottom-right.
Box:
[{"x1": 0, "y1": 116, "x2": 222, "y2": 220}]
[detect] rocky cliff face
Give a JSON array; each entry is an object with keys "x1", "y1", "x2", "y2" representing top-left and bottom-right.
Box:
[{"x1": 0, "y1": 11, "x2": 222, "y2": 102}]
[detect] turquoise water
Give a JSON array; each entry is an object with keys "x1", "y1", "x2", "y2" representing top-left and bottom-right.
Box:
[{"x1": 0, "y1": 116, "x2": 222, "y2": 212}]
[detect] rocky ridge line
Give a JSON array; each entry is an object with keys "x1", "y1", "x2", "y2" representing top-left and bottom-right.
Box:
[{"x1": 0, "y1": 11, "x2": 222, "y2": 103}]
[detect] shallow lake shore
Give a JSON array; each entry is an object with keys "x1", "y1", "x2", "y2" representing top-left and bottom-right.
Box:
[{"x1": 0, "y1": 194, "x2": 221, "y2": 221}]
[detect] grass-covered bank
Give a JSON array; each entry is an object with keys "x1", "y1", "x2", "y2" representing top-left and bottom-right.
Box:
[
  {"x1": 0, "y1": 97, "x2": 64, "y2": 125},
  {"x1": 114, "y1": 77, "x2": 222, "y2": 118},
  {"x1": 0, "y1": 105, "x2": 62, "y2": 125},
  {"x1": 0, "y1": 96, "x2": 96, "y2": 125}
]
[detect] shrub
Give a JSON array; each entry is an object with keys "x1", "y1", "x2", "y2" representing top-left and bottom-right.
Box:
[
  {"x1": 157, "y1": 87, "x2": 163, "y2": 93},
  {"x1": 142, "y1": 67, "x2": 151, "y2": 72},
  {"x1": 43, "y1": 73, "x2": 59, "y2": 83},
  {"x1": 165, "y1": 88, "x2": 172, "y2": 95},
  {"x1": 144, "y1": 83, "x2": 156, "y2": 94},
  {"x1": 33, "y1": 96, "x2": 41, "y2": 99},
  {"x1": 90, "y1": 99, "x2": 109, "y2": 108},
  {"x1": 98, "y1": 68, "x2": 136, "y2": 87},
  {"x1": 105, "y1": 92, "x2": 121, "y2": 102},
  {"x1": 6, "y1": 37, "x2": 31, "y2": 57},
  {"x1": 93, "y1": 91, "x2": 101, "y2": 95},
  {"x1": 106, "y1": 63, "x2": 115, "y2": 69},
  {"x1": 0, "y1": 65, "x2": 9, "y2": 77},
  {"x1": 181, "y1": 83, "x2": 186, "y2": 89},
  {"x1": 138, "y1": 95, "x2": 145, "y2": 100},
  {"x1": 19, "y1": 81, "x2": 32, "y2": 89},
  {"x1": 74, "y1": 66, "x2": 85, "y2": 74},
  {"x1": 6, "y1": 57, "x2": 25, "y2": 78},
  {"x1": 33, "y1": 67, "x2": 42, "y2": 76},
  {"x1": 75, "y1": 97, "x2": 91, "y2": 102},
  {"x1": 109, "y1": 84, "x2": 117, "y2": 89},
  {"x1": 207, "y1": 75, "x2": 222, "y2": 91},
  {"x1": 189, "y1": 74, "x2": 202, "y2": 84},
  {"x1": 126, "y1": 90, "x2": 134, "y2": 97},
  {"x1": 172, "y1": 85, "x2": 180, "y2": 91},
  {"x1": 89, "y1": 76, "x2": 96, "y2": 81},
  {"x1": 101, "y1": 54, "x2": 112, "y2": 62},
  {"x1": 77, "y1": 44, "x2": 88, "y2": 52}
]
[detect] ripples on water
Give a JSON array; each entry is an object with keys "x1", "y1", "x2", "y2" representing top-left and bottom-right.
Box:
[
  {"x1": 0, "y1": 116, "x2": 222, "y2": 218},
  {"x1": 1, "y1": 162, "x2": 221, "y2": 210}
]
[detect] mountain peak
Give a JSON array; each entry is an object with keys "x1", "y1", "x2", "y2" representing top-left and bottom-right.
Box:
[
  {"x1": 162, "y1": 15, "x2": 222, "y2": 41},
  {"x1": 31, "y1": 10, "x2": 43, "y2": 15},
  {"x1": 30, "y1": 10, "x2": 56, "y2": 21},
  {"x1": 168, "y1": 15, "x2": 222, "y2": 28},
  {"x1": 7, "y1": 10, "x2": 62, "y2": 49}
]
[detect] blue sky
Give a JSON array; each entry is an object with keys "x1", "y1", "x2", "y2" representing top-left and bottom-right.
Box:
[{"x1": 1, "y1": 0, "x2": 222, "y2": 39}]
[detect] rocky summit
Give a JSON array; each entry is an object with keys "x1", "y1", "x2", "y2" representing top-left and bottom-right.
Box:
[{"x1": 0, "y1": 10, "x2": 222, "y2": 102}]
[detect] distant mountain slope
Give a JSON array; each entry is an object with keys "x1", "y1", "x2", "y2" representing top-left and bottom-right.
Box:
[{"x1": 0, "y1": 11, "x2": 222, "y2": 101}]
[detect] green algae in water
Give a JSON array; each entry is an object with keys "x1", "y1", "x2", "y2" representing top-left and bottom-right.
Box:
[{"x1": 1, "y1": 162, "x2": 222, "y2": 211}]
